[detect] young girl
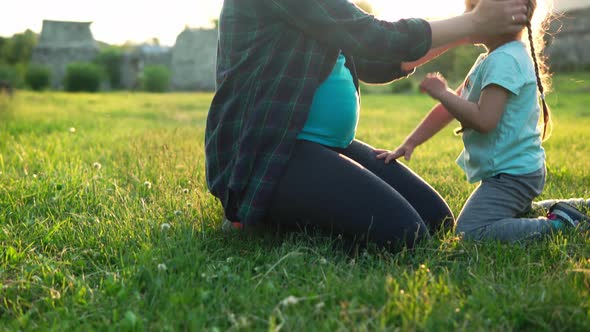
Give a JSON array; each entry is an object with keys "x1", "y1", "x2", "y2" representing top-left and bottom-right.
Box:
[{"x1": 378, "y1": 0, "x2": 589, "y2": 242}]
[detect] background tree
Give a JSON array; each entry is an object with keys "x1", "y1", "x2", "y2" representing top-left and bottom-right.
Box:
[
  {"x1": 0, "y1": 29, "x2": 37, "y2": 65},
  {"x1": 95, "y1": 47, "x2": 123, "y2": 90}
]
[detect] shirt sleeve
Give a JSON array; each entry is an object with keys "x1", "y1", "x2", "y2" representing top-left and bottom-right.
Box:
[
  {"x1": 353, "y1": 57, "x2": 414, "y2": 84},
  {"x1": 262, "y1": 0, "x2": 432, "y2": 63},
  {"x1": 481, "y1": 52, "x2": 526, "y2": 96}
]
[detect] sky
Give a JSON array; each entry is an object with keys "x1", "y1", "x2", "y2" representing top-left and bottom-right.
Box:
[{"x1": 0, "y1": 0, "x2": 588, "y2": 46}]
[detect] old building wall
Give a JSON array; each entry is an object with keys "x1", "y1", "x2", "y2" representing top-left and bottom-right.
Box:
[
  {"x1": 170, "y1": 28, "x2": 217, "y2": 91},
  {"x1": 546, "y1": 7, "x2": 590, "y2": 70},
  {"x1": 31, "y1": 20, "x2": 99, "y2": 89}
]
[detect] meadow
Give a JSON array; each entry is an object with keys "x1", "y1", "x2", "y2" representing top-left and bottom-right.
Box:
[{"x1": 1, "y1": 73, "x2": 590, "y2": 331}]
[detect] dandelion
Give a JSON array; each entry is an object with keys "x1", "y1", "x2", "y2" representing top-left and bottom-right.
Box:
[
  {"x1": 32, "y1": 174, "x2": 37, "y2": 179},
  {"x1": 69, "y1": 127, "x2": 76, "y2": 133},
  {"x1": 93, "y1": 162, "x2": 102, "y2": 170},
  {"x1": 319, "y1": 258, "x2": 328, "y2": 265},
  {"x1": 160, "y1": 223, "x2": 171, "y2": 231},
  {"x1": 280, "y1": 296, "x2": 299, "y2": 307},
  {"x1": 144, "y1": 181, "x2": 152, "y2": 189},
  {"x1": 315, "y1": 302, "x2": 325, "y2": 311},
  {"x1": 50, "y1": 288, "x2": 61, "y2": 299},
  {"x1": 182, "y1": 188, "x2": 189, "y2": 194},
  {"x1": 174, "y1": 210, "x2": 182, "y2": 216},
  {"x1": 157, "y1": 263, "x2": 167, "y2": 272},
  {"x1": 186, "y1": 202, "x2": 193, "y2": 208}
]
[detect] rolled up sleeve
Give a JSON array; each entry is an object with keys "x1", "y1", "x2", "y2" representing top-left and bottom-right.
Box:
[{"x1": 262, "y1": 0, "x2": 432, "y2": 63}]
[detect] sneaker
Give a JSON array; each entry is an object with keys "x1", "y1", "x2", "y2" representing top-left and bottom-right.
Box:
[
  {"x1": 548, "y1": 202, "x2": 590, "y2": 228},
  {"x1": 222, "y1": 217, "x2": 243, "y2": 232},
  {"x1": 535, "y1": 198, "x2": 589, "y2": 211}
]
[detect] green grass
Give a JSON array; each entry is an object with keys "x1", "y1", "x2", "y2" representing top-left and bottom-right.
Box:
[{"x1": 1, "y1": 73, "x2": 590, "y2": 331}]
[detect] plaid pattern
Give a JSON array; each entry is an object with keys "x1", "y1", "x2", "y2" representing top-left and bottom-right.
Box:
[{"x1": 205, "y1": 0, "x2": 432, "y2": 225}]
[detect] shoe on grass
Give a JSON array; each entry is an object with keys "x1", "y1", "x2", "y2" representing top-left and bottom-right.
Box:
[
  {"x1": 548, "y1": 202, "x2": 590, "y2": 228},
  {"x1": 535, "y1": 198, "x2": 590, "y2": 211},
  {"x1": 222, "y1": 217, "x2": 243, "y2": 232}
]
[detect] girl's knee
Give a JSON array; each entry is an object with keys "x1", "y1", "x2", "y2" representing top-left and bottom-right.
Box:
[{"x1": 455, "y1": 218, "x2": 484, "y2": 241}]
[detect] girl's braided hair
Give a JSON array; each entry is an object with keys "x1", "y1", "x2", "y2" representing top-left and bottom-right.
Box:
[{"x1": 526, "y1": 0, "x2": 553, "y2": 140}]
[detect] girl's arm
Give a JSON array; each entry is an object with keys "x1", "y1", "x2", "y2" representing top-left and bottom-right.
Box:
[
  {"x1": 420, "y1": 73, "x2": 509, "y2": 133},
  {"x1": 376, "y1": 86, "x2": 462, "y2": 163}
]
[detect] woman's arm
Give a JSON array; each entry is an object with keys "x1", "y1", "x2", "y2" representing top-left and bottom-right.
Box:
[
  {"x1": 401, "y1": 0, "x2": 529, "y2": 70},
  {"x1": 263, "y1": 0, "x2": 432, "y2": 63},
  {"x1": 430, "y1": 0, "x2": 528, "y2": 48},
  {"x1": 401, "y1": 39, "x2": 468, "y2": 72},
  {"x1": 421, "y1": 74, "x2": 509, "y2": 134}
]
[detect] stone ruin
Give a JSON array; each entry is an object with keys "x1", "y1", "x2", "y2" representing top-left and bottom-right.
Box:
[
  {"x1": 29, "y1": 6, "x2": 589, "y2": 92},
  {"x1": 171, "y1": 28, "x2": 217, "y2": 91},
  {"x1": 31, "y1": 21, "x2": 218, "y2": 91},
  {"x1": 546, "y1": 7, "x2": 590, "y2": 70},
  {"x1": 31, "y1": 20, "x2": 99, "y2": 89},
  {"x1": 120, "y1": 44, "x2": 172, "y2": 90}
]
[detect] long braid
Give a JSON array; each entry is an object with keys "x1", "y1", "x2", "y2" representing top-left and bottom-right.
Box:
[{"x1": 526, "y1": 9, "x2": 552, "y2": 140}]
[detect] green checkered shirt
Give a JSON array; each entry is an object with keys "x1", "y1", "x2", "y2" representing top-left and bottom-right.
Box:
[{"x1": 205, "y1": 0, "x2": 432, "y2": 225}]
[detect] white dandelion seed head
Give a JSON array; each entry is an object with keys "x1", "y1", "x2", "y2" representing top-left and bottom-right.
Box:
[
  {"x1": 69, "y1": 127, "x2": 76, "y2": 133},
  {"x1": 319, "y1": 258, "x2": 328, "y2": 265},
  {"x1": 144, "y1": 181, "x2": 152, "y2": 189},
  {"x1": 174, "y1": 210, "x2": 182, "y2": 216},
  {"x1": 160, "y1": 223, "x2": 171, "y2": 231},
  {"x1": 182, "y1": 188, "x2": 189, "y2": 194},
  {"x1": 280, "y1": 296, "x2": 299, "y2": 307},
  {"x1": 186, "y1": 202, "x2": 193, "y2": 208},
  {"x1": 92, "y1": 162, "x2": 102, "y2": 170},
  {"x1": 32, "y1": 174, "x2": 38, "y2": 179},
  {"x1": 157, "y1": 263, "x2": 167, "y2": 271}
]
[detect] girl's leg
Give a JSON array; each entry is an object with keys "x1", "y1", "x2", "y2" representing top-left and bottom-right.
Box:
[
  {"x1": 333, "y1": 140, "x2": 455, "y2": 233},
  {"x1": 456, "y1": 169, "x2": 554, "y2": 242},
  {"x1": 266, "y1": 140, "x2": 429, "y2": 249}
]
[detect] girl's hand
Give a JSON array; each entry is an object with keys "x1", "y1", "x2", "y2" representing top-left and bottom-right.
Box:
[
  {"x1": 420, "y1": 73, "x2": 449, "y2": 99},
  {"x1": 376, "y1": 142, "x2": 416, "y2": 163}
]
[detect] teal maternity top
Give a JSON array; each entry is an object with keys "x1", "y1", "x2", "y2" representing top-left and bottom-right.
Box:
[{"x1": 297, "y1": 53, "x2": 360, "y2": 148}]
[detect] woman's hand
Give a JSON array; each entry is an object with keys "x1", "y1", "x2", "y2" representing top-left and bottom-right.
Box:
[
  {"x1": 420, "y1": 73, "x2": 449, "y2": 100},
  {"x1": 470, "y1": 0, "x2": 529, "y2": 36},
  {"x1": 376, "y1": 141, "x2": 417, "y2": 164}
]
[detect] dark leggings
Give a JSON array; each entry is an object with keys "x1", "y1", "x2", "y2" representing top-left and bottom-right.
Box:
[{"x1": 266, "y1": 139, "x2": 454, "y2": 249}]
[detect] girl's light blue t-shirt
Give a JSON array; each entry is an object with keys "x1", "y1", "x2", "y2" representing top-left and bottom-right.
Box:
[
  {"x1": 457, "y1": 41, "x2": 545, "y2": 183},
  {"x1": 297, "y1": 53, "x2": 359, "y2": 148}
]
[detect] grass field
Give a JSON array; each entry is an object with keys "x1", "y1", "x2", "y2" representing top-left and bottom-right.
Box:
[{"x1": 1, "y1": 73, "x2": 590, "y2": 331}]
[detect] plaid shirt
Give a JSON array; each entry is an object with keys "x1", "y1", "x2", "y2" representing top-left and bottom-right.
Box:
[{"x1": 205, "y1": 0, "x2": 432, "y2": 225}]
